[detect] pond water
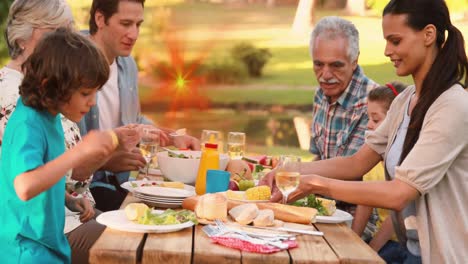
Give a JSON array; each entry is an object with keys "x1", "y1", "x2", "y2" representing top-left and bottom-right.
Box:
[{"x1": 143, "y1": 108, "x2": 311, "y2": 150}]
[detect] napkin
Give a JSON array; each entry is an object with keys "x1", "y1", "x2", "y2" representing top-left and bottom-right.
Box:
[{"x1": 210, "y1": 236, "x2": 298, "y2": 254}]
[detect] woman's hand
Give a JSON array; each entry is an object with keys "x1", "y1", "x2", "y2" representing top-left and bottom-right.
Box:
[
  {"x1": 114, "y1": 124, "x2": 140, "y2": 151},
  {"x1": 287, "y1": 174, "x2": 328, "y2": 203},
  {"x1": 173, "y1": 135, "x2": 201, "y2": 150},
  {"x1": 101, "y1": 147, "x2": 146, "y2": 173},
  {"x1": 258, "y1": 169, "x2": 282, "y2": 202},
  {"x1": 137, "y1": 124, "x2": 170, "y2": 146},
  {"x1": 65, "y1": 195, "x2": 95, "y2": 223}
]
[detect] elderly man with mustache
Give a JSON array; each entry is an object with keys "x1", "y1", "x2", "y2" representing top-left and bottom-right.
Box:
[
  {"x1": 306, "y1": 16, "x2": 378, "y2": 215},
  {"x1": 261, "y1": 17, "x2": 378, "y2": 216},
  {"x1": 308, "y1": 16, "x2": 378, "y2": 162}
]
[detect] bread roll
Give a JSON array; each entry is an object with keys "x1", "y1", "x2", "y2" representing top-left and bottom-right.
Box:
[
  {"x1": 195, "y1": 193, "x2": 227, "y2": 220},
  {"x1": 229, "y1": 204, "x2": 259, "y2": 225},
  {"x1": 253, "y1": 209, "x2": 275, "y2": 227}
]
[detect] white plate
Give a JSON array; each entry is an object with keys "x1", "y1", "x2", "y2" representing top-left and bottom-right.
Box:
[
  {"x1": 133, "y1": 194, "x2": 184, "y2": 204},
  {"x1": 121, "y1": 180, "x2": 195, "y2": 194},
  {"x1": 96, "y1": 209, "x2": 194, "y2": 233},
  {"x1": 137, "y1": 201, "x2": 182, "y2": 209},
  {"x1": 132, "y1": 198, "x2": 182, "y2": 208},
  {"x1": 316, "y1": 209, "x2": 353, "y2": 224},
  {"x1": 134, "y1": 185, "x2": 195, "y2": 198},
  {"x1": 225, "y1": 191, "x2": 269, "y2": 203}
]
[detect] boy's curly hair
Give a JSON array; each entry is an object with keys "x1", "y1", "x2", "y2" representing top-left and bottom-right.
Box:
[{"x1": 19, "y1": 28, "x2": 109, "y2": 111}]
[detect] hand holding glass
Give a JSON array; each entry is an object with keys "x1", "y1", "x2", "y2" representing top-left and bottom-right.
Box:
[
  {"x1": 139, "y1": 128, "x2": 160, "y2": 178},
  {"x1": 227, "y1": 132, "x2": 245, "y2": 160},
  {"x1": 275, "y1": 155, "x2": 301, "y2": 204}
]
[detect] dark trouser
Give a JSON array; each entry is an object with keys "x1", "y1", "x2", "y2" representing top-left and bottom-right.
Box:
[
  {"x1": 91, "y1": 175, "x2": 128, "y2": 212},
  {"x1": 378, "y1": 240, "x2": 422, "y2": 264},
  {"x1": 66, "y1": 210, "x2": 106, "y2": 264},
  {"x1": 91, "y1": 186, "x2": 128, "y2": 212}
]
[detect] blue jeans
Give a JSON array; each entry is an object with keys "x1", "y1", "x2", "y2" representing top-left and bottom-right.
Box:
[{"x1": 378, "y1": 241, "x2": 422, "y2": 264}]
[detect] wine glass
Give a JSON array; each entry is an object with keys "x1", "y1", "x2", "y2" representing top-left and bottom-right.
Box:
[
  {"x1": 139, "y1": 128, "x2": 160, "y2": 178},
  {"x1": 227, "y1": 132, "x2": 246, "y2": 160},
  {"x1": 275, "y1": 155, "x2": 301, "y2": 204},
  {"x1": 200, "y1": 130, "x2": 222, "y2": 151}
]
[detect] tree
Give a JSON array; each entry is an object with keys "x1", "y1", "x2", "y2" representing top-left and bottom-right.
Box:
[
  {"x1": 292, "y1": 0, "x2": 315, "y2": 33},
  {"x1": 0, "y1": 0, "x2": 14, "y2": 63},
  {"x1": 346, "y1": 0, "x2": 366, "y2": 16}
]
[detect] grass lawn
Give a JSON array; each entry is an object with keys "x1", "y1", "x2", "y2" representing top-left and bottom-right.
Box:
[
  {"x1": 67, "y1": 1, "x2": 468, "y2": 106},
  {"x1": 132, "y1": 2, "x2": 416, "y2": 86}
]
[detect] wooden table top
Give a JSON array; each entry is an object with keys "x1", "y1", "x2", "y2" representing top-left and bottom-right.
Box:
[{"x1": 90, "y1": 193, "x2": 384, "y2": 264}]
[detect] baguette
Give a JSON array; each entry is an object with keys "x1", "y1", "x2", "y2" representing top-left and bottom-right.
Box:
[{"x1": 183, "y1": 196, "x2": 317, "y2": 225}]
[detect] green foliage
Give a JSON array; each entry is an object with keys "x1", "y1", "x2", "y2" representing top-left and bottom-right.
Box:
[
  {"x1": 0, "y1": 0, "x2": 13, "y2": 23},
  {"x1": 149, "y1": 58, "x2": 248, "y2": 85},
  {"x1": 367, "y1": 0, "x2": 468, "y2": 15},
  {"x1": 0, "y1": 0, "x2": 14, "y2": 64},
  {"x1": 366, "y1": 0, "x2": 388, "y2": 16},
  {"x1": 203, "y1": 58, "x2": 248, "y2": 84},
  {"x1": 147, "y1": 7, "x2": 172, "y2": 34},
  {"x1": 445, "y1": 0, "x2": 468, "y2": 14},
  {"x1": 231, "y1": 42, "x2": 272, "y2": 78}
]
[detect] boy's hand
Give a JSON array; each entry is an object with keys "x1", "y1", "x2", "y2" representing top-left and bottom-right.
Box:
[
  {"x1": 75, "y1": 130, "x2": 117, "y2": 164},
  {"x1": 65, "y1": 195, "x2": 95, "y2": 223}
]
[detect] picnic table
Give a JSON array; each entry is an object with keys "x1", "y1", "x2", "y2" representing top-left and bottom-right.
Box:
[{"x1": 90, "y1": 193, "x2": 384, "y2": 264}]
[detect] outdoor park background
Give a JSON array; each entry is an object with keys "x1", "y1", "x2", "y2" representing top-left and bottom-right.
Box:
[{"x1": 0, "y1": 0, "x2": 467, "y2": 159}]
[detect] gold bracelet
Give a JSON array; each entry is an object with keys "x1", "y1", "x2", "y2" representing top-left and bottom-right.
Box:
[{"x1": 108, "y1": 130, "x2": 119, "y2": 149}]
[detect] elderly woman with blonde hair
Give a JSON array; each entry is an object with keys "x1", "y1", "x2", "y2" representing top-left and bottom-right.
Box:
[{"x1": 0, "y1": 1, "x2": 113, "y2": 263}]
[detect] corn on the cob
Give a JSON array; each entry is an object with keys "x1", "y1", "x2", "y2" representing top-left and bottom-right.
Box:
[{"x1": 245, "y1": 186, "x2": 271, "y2": 200}]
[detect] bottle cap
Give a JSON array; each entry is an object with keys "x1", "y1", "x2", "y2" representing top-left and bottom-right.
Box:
[{"x1": 205, "y1": 143, "x2": 218, "y2": 149}]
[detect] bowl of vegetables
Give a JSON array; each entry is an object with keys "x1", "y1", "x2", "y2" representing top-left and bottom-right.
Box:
[{"x1": 156, "y1": 150, "x2": 230, "y2": 185}]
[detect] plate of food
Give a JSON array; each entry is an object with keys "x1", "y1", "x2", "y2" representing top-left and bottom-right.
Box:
[
  {"x1": 290, "y1": 194, "x2": 353, "y2": 224},
  {"x1": 134, "y1": 185, "x2": 195, "y2": 198},
  {"x1": 316, "y1": 209, "x2": 353, "y2": 224},
  {"x1": 121, "y1": 180, "x2": 194, "y2": 193},
  {"x1": 225, "y1": 187, "x2": 271, "y2": 203},
  {"x1": 96, "y1": 203, "x2": 197, "y2": 233}
]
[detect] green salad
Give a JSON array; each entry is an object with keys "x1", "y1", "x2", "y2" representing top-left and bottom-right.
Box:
[
  {"x1": 290, "y1": 194, "x2": 327, "y2": 216},
  {"x1": 138, "y1": 209, "x2": 198, "y2": 225}
]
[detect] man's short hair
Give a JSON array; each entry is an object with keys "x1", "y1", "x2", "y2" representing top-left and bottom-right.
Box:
[
  {"x1": 89, "y1": 0, "x2": 145, "y2": 35},
  {"x1": 310, "y1": 16, "x2": 360, "y2": 62}
]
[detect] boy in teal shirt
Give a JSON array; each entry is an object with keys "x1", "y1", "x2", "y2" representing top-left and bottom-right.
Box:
[{"x1": 0, "y1": 29, "x2": 116, "y2": 263}]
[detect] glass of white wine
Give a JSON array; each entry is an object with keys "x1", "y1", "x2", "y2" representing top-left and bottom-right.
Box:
[
  {"x1": 139, "y1": 128, "x2": 160, "y2": 178},
  {"x1": 275, "y1": 155, "x2": 301, "y2": 204},
  {"x1": 227, "y1": 132, "x2": 245, "y2": 160},
  {"x1": 200, "y1": 130, "x2": 222, "y2": 151}
]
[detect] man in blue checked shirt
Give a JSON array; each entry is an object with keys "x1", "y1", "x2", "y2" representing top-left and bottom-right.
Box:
[
  {"x1": 308, "y1": 16, "x2": 378, "y2": 214},
  {"x1": 309, "y1": 16, "x2": 378, "y2": 161}
]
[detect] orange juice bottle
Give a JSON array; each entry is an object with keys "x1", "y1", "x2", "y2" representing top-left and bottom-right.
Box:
[{"x1": 195, "y1": 143, "x2": 220, "y2": 195}]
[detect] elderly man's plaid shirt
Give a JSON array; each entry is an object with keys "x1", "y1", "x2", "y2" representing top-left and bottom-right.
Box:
[{"x1": 310, "y1": 66, "x2": 378, "y2": 160}]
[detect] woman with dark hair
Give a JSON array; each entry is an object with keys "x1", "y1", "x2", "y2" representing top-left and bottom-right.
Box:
[{"x1": 262, "y1": 0, "x2": 468, "y2": 262}]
